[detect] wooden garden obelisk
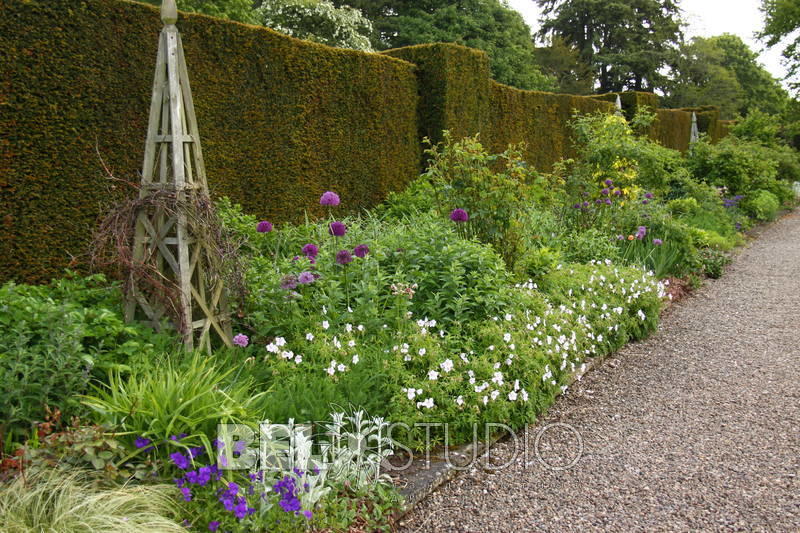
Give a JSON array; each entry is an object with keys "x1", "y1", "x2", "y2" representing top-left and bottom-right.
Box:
[{"x1": 125, "y1": 0, "x2": 232, "y2": 352}]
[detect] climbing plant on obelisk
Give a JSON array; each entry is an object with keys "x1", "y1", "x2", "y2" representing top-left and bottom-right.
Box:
[{"x1": 125, "y1": 0, "x2": 232, "y2": 352}]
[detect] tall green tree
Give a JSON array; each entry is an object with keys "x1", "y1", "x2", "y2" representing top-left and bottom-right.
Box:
[
  {"x1": 331, "y1": 0, "x2": 556, "y2": 91},
  {"x1": 535, "y1": 0, "x2": 684, "y2": 92},
  {"x1": 664, "y1": 35, "x2": 787, "y2": 118},
  {"x1": 759, "y1": 0, "x2": 800, "y2": 94},
  {"x1": 534, "y1": 37, "x2": 595, "y2": 94}
]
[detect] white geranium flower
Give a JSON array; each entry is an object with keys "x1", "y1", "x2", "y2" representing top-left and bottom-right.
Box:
[
  {"x1": 427, "y1": 370, "x2": 439, "y2": 381},
  {"x1": 322, "y1": 320, "x2": 330, "y2": 330},
  {"x1": 352, "y1": 354, "x2": 359, "y2": 364},
  {"x1": 305, "y1": 332, "x2": 314, "y2": 341},
  {"x1": 456, "y1": 395, "x2": 464, "y2": 406},
  {"x1": 440, "y1": 359, "x2": 454, "y2": 373},
  {"x1": 416, "y1": 398, "x2": 435, "y2": 409},
  {"x1": 508, "y1": 391, "x2": 518, "y2": 401},
  {"x1": 275, "y1": 337, "x2": 286, "y2": 347}
]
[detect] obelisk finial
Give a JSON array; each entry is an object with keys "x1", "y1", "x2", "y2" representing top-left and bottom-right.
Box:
[{"x1": 161, "y1": 0, "x2": 178, "y2": 25}]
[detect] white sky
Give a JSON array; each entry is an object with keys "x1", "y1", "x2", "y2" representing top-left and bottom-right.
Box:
[{"x1": 506, "y1": 0, "x2": 790, "y2": 84}]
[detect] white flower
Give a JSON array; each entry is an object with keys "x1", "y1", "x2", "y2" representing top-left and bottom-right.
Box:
[
  {"x1": 455, "y1": 395, "x2": 464, "y2": 406},
  {"x1": 504, "y1": 314, "x2": 513, "y2": 321},
  {"x1": 357, "y1": 324, "x2": 365, "y2": 332},
  {"x1": 491, "y1": 371, "x2": 504, "y2": 386},
  {"x1": 275, "y1": 337, "x2": 286, "y2": 347},
  {"x1": 508, "y1": 391, "x2": 518, "y2": 401},
  {"x1": 521, "y1": 389, "x2": 529, "y2": 402},
  {"x1": 418, "y1": 347, "x2": 427, "y2": 356},
  {"x1": 427, "y1": 370, "x2": 439, "y2": 381},
  {"x1": 345, "y1": 323, "x2": 353, "y2": 333},
  {"x1": 294, "y1": 355, "x2": 302, "y2": 364},
  {"x1": 509, "y1": 343, "x2": 515, "y2": 351},
  {"x1": 352, "y1": 354, "x2": 359, "y2": 364},
  {"x1": 322, "y1": 305, "x2": 327, "y2": 315},
  {"x1": 416, "y1": 397, "x2": 435, "y2": 409},
  {"x1": 348, "y1": 340, "x2": 356, "y2": 348},
  {"x1": 332, "y1": 336, "x2": 341, "y2": 349},
  {"x1": 281, "y1": 350, "x2": 294, "y2": 360},
  {"x1": 337, "y1": 363, "x2": 346, "y2": 372},
  {"x1": 490, "y1": 390, "x2": 500, "y2": 400},
  {"x1": 322, "y1": 320, "x2": 330, "y2": 330},
  {"x1": 503, "y1": 333, "x2": 512, "y2": 343},
  {"x1": 637, "y1": 309, "x2": 646, "y2": 321},
  {"x1": 266, "y1": 343, "x2": 279, "y2": 353},
  {"x1": 305, "y1": 332, "x2": 314, "y2": 341},
  {"x1": 460, "y1": 353, "x2": 470, "y2": 363},
  {"x1": 440, "y1": 359, "x2": 454, "y2": 373},
  {"x1": 400, "y1": 344, "x2": 409, "y2": 354},
  {"x1": 482, "y1": 396, "x2": 489, "y2": 405},
  {"x1": 488, "y1": 345, "x2": 495, "y2": 351}
]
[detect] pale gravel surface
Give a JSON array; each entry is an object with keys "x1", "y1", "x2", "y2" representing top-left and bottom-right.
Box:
[{"x1": 398, "y1": 212, "x2": 800, "y2": 532}]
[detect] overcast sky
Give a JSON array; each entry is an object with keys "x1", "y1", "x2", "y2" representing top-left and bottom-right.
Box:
[{"x1": 506, "y1": 0, "x2": 789, "y2": 84}]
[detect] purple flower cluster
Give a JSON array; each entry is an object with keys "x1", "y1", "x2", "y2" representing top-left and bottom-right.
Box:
[
  {"x1": 723, "y1": 195, "x2": 744, "y2": 208},
  {"x1": 232, "y1": 333, "x2": 249, "y2": 348},
  {"x1": 449, "y1": 208, "x2": 469, "y2": 222},
  {"x1": 336, "y1": 249, "x2": 353, "y2": 265},
  {"x1": 329, "y1": 221, "x2": 347, "y2": 237},
  {"x1": 635, "y1": 226, "x2": 647, "y2": 240},
  {"x1": 273, "y1": 472, "x2": 313, "y2": 519},
  {"x1": 302, "y1": 243, "x2": 319, "y2": 260},
  {"x1": 319, "y1": 191, "x2": 341, "y2": 206},
  {"x1": 218, "y1": 482, "x2": 256, "y2": 520},
  {"x1": 354, "y1": 244, "x2": 370, "y2": 258},
  {"x1": 257, "y1": 220, "x2": 273, "y2": 233}
]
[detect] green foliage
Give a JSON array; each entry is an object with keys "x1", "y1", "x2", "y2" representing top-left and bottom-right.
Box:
[
  {"x1": 742, "y1": 189, "x2": 781, "y2": 221},
  {"x1": 82, "y1": 352, "x2": 267, "y2": 457},
  {"x1": 23, "y1": 423, "x2": 159, "y2": 483},
  {"x1": 687, "y1": 137, "x2": 779, "y2": 195},
  {"x1": 365, "y1": 0, "x2": 556, "y2": 90},
  {"x1": 664, "y1": 35, "x2": 788, "y2": 119},
  {"x1": 0, "y1": 273, "x2": 176, "y2": 447},
  {"x1": 537, "y1": 0, "x2": 684, "y2": 92},
  {"x1": 0, "y1": 470, "x2": 184, "y2": 533},
  {"x1": 0, "y1": 0, "x2": 419, "y2": 283},
  {"x1": 534, "y1": 36, "x2": 595, "y2": 95},
  {"x1": 759, "y1": 0, "x2": 800, "y2": 95},
  {"x1": 560, "y1": 229, "x2": 621, "y2": 264},
  {"x1": 421, "y1": 132, "x2": 550, "y2": 267},
  {"x1": 255, "y1": 0, "x2": 375, "y2": 51},
  {"x1": 697, "y1": 248, "x2": 731, "y2": 279}
]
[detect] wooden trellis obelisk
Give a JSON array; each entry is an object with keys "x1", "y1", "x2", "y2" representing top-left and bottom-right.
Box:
[{"x1": 125, "y1": 0, "x2": 232, "y2": 352}]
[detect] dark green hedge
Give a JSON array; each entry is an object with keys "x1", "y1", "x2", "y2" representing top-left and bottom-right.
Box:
[
  {"x1": 0, "y1": 0, "x2": 420, "y2": 282},
  {"x1": 678, "y1": 106, "x2": 724, "y2": 142},
  {"x1": 654, "y1": 109, "x2": 693, "y2": 152},
  {"x1": 487, "y1": 82, "x2": 614, "y2": 171},
  {"x1": 383, "y1": 43, "x2": 491, "y2": 147}
]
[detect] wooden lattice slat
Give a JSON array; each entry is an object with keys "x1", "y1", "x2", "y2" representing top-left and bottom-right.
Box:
[{"x1": 125, "y1": 0, "x2": 232, "y2": 352}]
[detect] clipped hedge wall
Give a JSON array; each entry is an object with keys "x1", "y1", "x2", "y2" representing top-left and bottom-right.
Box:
[
  {"x1": 653, "y1": 109, "x2": 693, "y2": 152},
  {"x1": 593, "y1": 91, "x2": 660, "y2": 122},
  {"x1": 383, "y1": 44, "x2": 491, "y2": 147},
  {"x1": 0, "y1": 0, "x2": 420, "y2": 283},
  {"x1": 487, "y1": 82, "x2": 615, "y2": 171},
  {"x1": 678, "y1": 106, "x2": 724, "y2": 142}
]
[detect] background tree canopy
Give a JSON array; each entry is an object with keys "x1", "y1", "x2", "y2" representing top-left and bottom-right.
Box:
[
  {"x1": 759, "y1": 0, "x2": 800, "y2": 94},
  {"x1": 535, "y1": 0, "x2": 684, "y2": 92},
  {"x1": 141, "y1": 0, "x2": 259, "y2": 23},
  {"x1": 330, "y1": 0, "x2": 556, "y2": 90},
  {"x1": 663, "y1": 34, "x2": 788, "y2": 119}
]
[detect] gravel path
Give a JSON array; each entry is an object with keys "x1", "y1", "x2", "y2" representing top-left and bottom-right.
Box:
[{"x1": 399, "y1": 212, "x2": 800, "y2": 532}]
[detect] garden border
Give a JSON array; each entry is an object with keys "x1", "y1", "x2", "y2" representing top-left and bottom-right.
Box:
[{"x1": 389, "y1": 209, "x2": 791, "y2": 517}]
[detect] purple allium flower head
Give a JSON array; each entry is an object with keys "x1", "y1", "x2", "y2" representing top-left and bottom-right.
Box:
[
  {"x1": 604, "y1": 198, "x2": 612, "y2": 205},
  {"x1": 320, "y1": 191, "x2": 340, "y2": 206},
  {"x1": 617, "y1": 234, "x2": 625, "y2": 241},
  {"x1": 298, "y1": 271, "x2": 315, "y2": 284},
  {"x1": 134, "y1": 437, "x2": 151, "y2": 449},
  {"x1": 601, "y1": 188, "x2": 610, "y2": 196},
  {"x1": 645, "y1": 192, "x2": 654, "y2": 199},
  {"x1": 301, "y1": 243, "x2": 319, "y2": 258},
  {"x1": 335, "y1": 249, "x2": 353, "y2": 265},
  {"x1": 329, "y1": 221, "x2": 347, "y2": 237},
  {"x1": 635, "y1": 226, "x2": 647, "y2": 240},
  {"x1": 595, "y1": 199, "x2": 603, "y2": 205},
  {"x1": 353, "y1": 244, "x2": 370, "y2": 258},
  {"x1": 208, "y1": 522, "x2": 221, "y2": 532},
  {"x1": 642, "y1": 199, "x2": 649, "y2": 205},
  {"x1": 653, "y1": 238, "x2": 663, "y2": 246},
  {"x1": 614, "y1": 189, "x2": 622, "y2": 196},
  {"x1": 257, "y1": 220, "x2": 273, "y2": 233},
  {"x1": 233, "y1": 333, "x2": 249, "y2": 347},
  {"x1": 582, "y1": 201, "x2": 590, "y2": 208},
  {"x1": 572, "y1": 203, "x2": 581, "y2": 209},
  {"x1": 170, "y1": 452, "x2": 191, "y2": 470},
  {"x1": 605, "y1": 179, "x2": 614, "y2": 187},
  {"x1": 449, "y1": 208, "x2": 469, "y2": 222}
]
